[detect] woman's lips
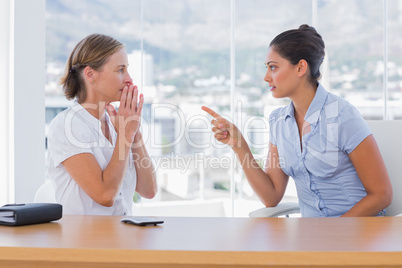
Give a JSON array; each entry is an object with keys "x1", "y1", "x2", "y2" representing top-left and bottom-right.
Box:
[{"x1": 270, "y1": 86, "x2": 276, "y2": 91}]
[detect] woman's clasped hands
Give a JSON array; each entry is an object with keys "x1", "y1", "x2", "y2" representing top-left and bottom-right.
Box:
[{"x1": 106, "y1": 83, "x2": 144, "y2": 146}]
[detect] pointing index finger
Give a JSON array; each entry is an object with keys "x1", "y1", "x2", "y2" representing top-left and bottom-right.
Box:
[{"x1": 201, "y1": 106, "x2": 222, "y2": 120}]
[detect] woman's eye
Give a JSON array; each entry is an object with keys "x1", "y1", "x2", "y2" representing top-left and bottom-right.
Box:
[{"x1": 269, "y1": 65, "x2": 276, "y2": 71}]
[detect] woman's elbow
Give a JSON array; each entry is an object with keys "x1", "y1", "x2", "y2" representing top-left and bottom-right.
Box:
[
  {"x1": 140, "y1": 188, "x2": 158, "y2": 199},
  {"x1": 263, "y1": 198, "x2": 281, "y2": 208},
  {"x1": 96, "y1": 199, "x2": 115, "y2": 207},
  {"x1": 383, "y1": 186, "x2": 393, "y2": 209},
  {"x1": 96, "y1": 191, "x2": 117, "y2": 207},
  {"x1": 374, "y1": 185, "x2": 393, "y2": 211}
]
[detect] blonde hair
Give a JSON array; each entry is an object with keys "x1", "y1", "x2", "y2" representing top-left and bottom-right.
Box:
[{"x1": 60, "y1": 34, "x2": 124, "y2": 103}]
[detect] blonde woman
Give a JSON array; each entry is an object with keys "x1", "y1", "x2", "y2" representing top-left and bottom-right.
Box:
[{"x1": 47, "y1": 34, "x2": 157, "y2": 215}]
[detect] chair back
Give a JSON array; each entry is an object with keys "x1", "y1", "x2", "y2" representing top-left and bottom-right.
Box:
[
  {"x1": 367, "y1": 120, "x2": 402, "y2": 216},
  {"x1": 34, "y1": 180, "x2": 57, "y2": 203}
]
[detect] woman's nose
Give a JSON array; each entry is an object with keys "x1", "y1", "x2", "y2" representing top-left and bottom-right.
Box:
[
  {"x1": 264, "y1": 70, "x2": 272, "y2": 83},
  {"x1": 125, "y1": 73, "x2": 133, "y2": 85}
]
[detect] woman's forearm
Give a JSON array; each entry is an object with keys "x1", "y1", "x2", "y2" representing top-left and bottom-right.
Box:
[
  {"x1": 233, "y1": 141, "x2": 285, "y2": 207},
  {"x1": 95, "y1": 134, "x2": 133, "y2": 206},
  {"x1": 341, "y1": 192, "x2": 392, "y2": 217},
  {"x1": 131, "y1": 135, "x2": 158, "y2": 199}
]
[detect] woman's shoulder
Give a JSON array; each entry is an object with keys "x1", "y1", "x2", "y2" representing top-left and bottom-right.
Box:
[
  {"x1": 326, "y1": 91, "x2": 363, "y2": 119},
  {"x1": 48, "y1": 103, "x2": 90, "y2": 133},
  {"x1": 48, "y1": 107, "x2": 70, "y2": 129},
  {"x1": 325, "y1": 88, "x2": 358, "y2": 108}
]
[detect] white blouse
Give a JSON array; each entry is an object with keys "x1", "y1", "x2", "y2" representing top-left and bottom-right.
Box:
[{"x1": 47, "y1": 101, "x2": 137, "y2": 215}]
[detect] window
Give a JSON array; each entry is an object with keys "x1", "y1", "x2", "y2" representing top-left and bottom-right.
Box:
[
  {"x1": 41, "y1": 0, "x2": 400, "y2": 216},
  {"x1": 318, "y1": 0, "x2": 384, "y2": 119},
  {"x1": 388, "y1": 0, "x2": 402, "y2": 119}
]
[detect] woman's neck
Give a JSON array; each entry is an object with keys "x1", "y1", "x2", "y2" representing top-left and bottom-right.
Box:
[{"x1": 291, "y1": 82, "x2": 318, "y2": 120}]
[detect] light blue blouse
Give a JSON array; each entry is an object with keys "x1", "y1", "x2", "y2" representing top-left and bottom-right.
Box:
[{"x1": 269, "y1": 83, "x2": 379, "y2": 217}]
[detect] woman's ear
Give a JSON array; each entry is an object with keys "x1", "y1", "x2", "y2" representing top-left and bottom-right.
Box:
[
  {"x1": 83, "y1": 66, "x2": 96, "y2": 84},
  {"x1": 296, "y1": 59, "x2": 308, "y2": 78}
]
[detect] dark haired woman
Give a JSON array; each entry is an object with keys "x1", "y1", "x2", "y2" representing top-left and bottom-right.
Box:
[
  {"x1": 47, "y1": 34, "x2": 157, "y2": 215},
  {"x1": 203, "y1": 25, "x2": 392, "y2": 217}
]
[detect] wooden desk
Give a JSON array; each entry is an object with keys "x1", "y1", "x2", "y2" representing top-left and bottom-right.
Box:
[{"x1": 1, "y1": 215, "x2": 402, "y2": 267}]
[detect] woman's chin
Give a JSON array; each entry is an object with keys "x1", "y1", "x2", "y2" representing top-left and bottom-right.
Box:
[
  {"x1": 271, "y1": 90, "x2": 285, "y2": 99},
  {"x1": 115, "y1": 92, "x2": 122, "y2": 102}
]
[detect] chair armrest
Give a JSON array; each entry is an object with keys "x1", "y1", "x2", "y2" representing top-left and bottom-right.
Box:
[{"x1": 249, "y1": 202, "x2": 300, "y2": 218}]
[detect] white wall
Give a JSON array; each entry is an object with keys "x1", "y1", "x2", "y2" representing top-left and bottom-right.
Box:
[{"x1": 12, "y1": 0, "x2": 46, "y2": 203}]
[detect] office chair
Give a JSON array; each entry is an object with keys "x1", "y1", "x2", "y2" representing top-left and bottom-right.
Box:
[
  {"x1": 368, "y1": 120, "x2": 402, "y2": 216},
  {"x1": 34, "y1": 179, "x2": 57, "y2": 203},
  {"x1": 249, "y1": 120, "x2": 402, "y2": 217}
]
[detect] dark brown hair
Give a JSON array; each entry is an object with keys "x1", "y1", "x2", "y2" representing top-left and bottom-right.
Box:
[
  {"x1": 60, "y1": 34, "x2": 124, "y2": 103},
  {"x1": 270, "y1": 24, "x2": 325, "y2": 85}
]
